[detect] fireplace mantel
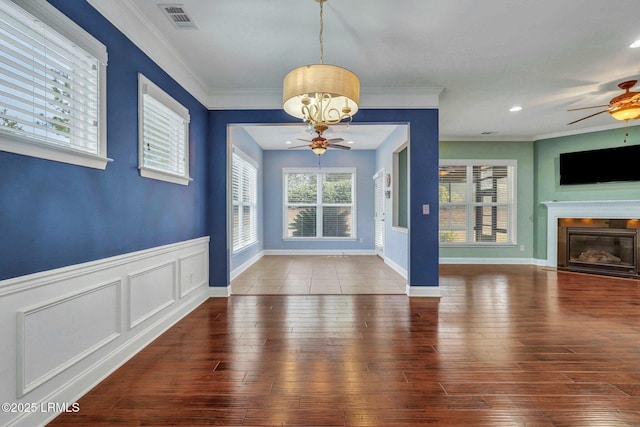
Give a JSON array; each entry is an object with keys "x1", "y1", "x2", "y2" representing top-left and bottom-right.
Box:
[{"x1": 543, "y1": 200, "x2": 640, "y2": 268}]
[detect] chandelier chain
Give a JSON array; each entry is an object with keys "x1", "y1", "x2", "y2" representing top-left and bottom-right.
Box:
[{"x1": 319, "y1": 0, "x2": 324, "y2": 64}]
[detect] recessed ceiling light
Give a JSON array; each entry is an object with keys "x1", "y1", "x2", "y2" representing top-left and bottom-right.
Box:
[
  {"x1": 347, "y1": 140, "x2": 354, "y2": 144},
  {"x1": 285, "y1": 141, "x2": 292, "y2": 145},
  {"x1": 630, "y1": 39, "x2": 640, "y2": 48},
  {"x1": 509, "y1": 106, "x2": 523, "y2": 112}
]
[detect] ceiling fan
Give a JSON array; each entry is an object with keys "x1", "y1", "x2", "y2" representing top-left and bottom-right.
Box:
[
  {"x1": 567, "y1": 80, "x2": 640, "y2": 125},
  {"x1": 287, "y1": 127, "x2": 351, "y2": 156}
]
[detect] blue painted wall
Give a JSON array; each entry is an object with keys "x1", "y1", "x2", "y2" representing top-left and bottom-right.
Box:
[
  {"x1": 0, "y1": 1, "x2": 208, "y2": 280},
  {"x1": 263, "y1": 149, "x2": 376, "y2": 251},
  {"x1": 208, "y1": 109, "x2": 440, "y2": 289},
  {"x1": 229, "y1": 126, "x2": 264, "y2": 272},
  {"x1": 375, "y1": 125, "x2": 410, "y2": 272},
  {"x1": 357, "y1": 110, "x2": 440, "y2": 287},
  {"x1": 0, "y1": 1, "x2": 440, "y2": 290}
]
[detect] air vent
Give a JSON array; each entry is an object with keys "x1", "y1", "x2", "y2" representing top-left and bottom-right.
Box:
[{"x1": 159, "y1": 4, "x2": 198, "y2": 29}]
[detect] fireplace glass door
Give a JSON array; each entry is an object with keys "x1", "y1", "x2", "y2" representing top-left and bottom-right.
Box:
[{"x1": 567, "y1": 227, "x2": 637, "y2": 277}]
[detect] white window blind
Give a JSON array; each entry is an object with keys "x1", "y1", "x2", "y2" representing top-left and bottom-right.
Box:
[
  {"x1": 138, "y1": 73, "x2": 190, "y2": 185},
  {"x1": 439, "y1": 161, "x2": 516, "y2": 245},
  {"x1": 284, "y1": 168, "x2": 355, "y2": 239},
  {"x1": 232, "y1": 148, "x2": 258, "y2": 252},
  {"x1": 0, "y1": 0, "x2": 109, "y2": 169}
]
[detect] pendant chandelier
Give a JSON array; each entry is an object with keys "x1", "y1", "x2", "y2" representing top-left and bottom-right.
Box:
[{"x1": 282, "y1": 0, "x2": 360, "y2": 137}]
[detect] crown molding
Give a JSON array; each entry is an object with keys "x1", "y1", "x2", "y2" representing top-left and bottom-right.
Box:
[
  {"x1": 206, "y1": 87, "x2": 443, "y2": 110},
  {"x1": 534, "y1": 121, "x2": 636, "y2": 141},
  {"x1": 85, "y1": 1, "x2": 444, "y2": 112},
  {"x1": 87, "y1": 0, "x2": 209, "y2": 106}
]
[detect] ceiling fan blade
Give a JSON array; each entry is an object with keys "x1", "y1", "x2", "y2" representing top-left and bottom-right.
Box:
[
  {"x1": 567, "y1": 109, "x2": 608, "y2": 125},
  {"x1": 328, "y1": 143, "x2": 351, "y2": 150},
  {"x1": 567, "y1": 104, "x2": 610, "y2": 111},
  {"x1": 297, "y1": 138, "x2": 313, "y2": 142},
  {"x1": 326, "y1": 138, "x2": 344, "y2": 143},
  {"x1": 287, "y1": 144, "x2": 311, "y2": 149}
]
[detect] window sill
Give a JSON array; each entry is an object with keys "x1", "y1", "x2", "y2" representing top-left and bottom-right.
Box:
[
  {"x1": 0, "y1": 135, "x2": 111, "y2": 170},
  {"x1": 391, "y1": 226, "x2": 408, "y2": 233},
  {"x1": 139, "y1": 167, "x2": 192, "y2": 186}
]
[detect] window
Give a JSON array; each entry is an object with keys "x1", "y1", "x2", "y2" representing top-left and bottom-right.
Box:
[
  {"x1": 0, "y1": 0, "x2": 109, "y2": 169},
  {"x1": 232, "y1": 147, "x2": 257, "y2": 252},
  {"x1": 439, "y1": 160, "x2": 516, "y2": 245},
  {"x1": 284, "y1": 168, "x2": 356, "y2": 239},
  {"x1": 138, "y1": 73, "x2": 191, "y2": 185},
  {"x1": 393, "y1": 145, "x2": 408, "y2": 228}
]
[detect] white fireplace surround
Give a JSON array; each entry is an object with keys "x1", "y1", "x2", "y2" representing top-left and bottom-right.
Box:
[{"x1": 543, "y1": 200, "x2": 640, "y2": 268}]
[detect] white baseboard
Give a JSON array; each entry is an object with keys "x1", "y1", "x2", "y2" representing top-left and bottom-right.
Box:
[
  {"x1": 383, "y1": 257, "x2": 408, "y2": 279},
  {"x1": 439, "y1": 257, "x2": 537, "y2": 265},
  {"x1": 209, "y1": 285, "x2": 230, "y2": 297},
  {"x1": 0, "y1": 237, "x2": 210, "y2": 427},
  {"x1": 263, "y1": 249, "x2": 376, "y2": 256},
  {"x1": 407, "y1": 285, "x2": 441, "y2": 297},
  {"x1": 230, "y1": 251, "x2": 264, "y2": 280}
]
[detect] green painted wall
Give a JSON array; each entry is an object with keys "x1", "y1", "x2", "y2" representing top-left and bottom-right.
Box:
[
  {"x1": 533, "y1": 125, "x2": 640, "y2": 260},
  {"x1": 439, "y1": 140, "x2": 535, "y2": 259}
]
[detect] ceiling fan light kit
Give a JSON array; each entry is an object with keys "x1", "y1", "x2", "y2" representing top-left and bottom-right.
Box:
[
  {"x1": 569, "y1": 79, "x2": 640, "y2": 125},
  {"x1": 282, "y1": 0, "x2": 360, "y2": 154},
  {"x1": 311, "y1": 146, "x2": 327, "y2": 156},
  {"x1": 610, "y1": 103, "x2": 640, "y2": 121}
]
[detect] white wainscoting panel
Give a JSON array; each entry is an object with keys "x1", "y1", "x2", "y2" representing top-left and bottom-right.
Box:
[
  {"x1": 128, "y1": 261, "x2": 176, "y2": 329},
  {"x1": 179, "y1": 250, "x2": 208, "y2": 297},
  {"x1": 17, "y1": 280, "x2": 121, "y2": 397},
  {"x1": 0, "y1": 237, "x2": 210, "y2": 427}
]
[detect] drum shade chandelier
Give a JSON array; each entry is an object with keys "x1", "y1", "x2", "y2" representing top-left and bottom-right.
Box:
[{"x1": 282, "y1": 0, "x2": 360, "y2": 137}]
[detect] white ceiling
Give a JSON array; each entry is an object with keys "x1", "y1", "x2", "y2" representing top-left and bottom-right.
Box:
[{"x1": 91, "y1": 0, "x2": 640, "y2": 147}]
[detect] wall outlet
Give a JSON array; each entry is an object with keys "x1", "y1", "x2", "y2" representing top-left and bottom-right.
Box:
[{"x1": 519, "y1": 245, "x2": 525, "y2": 252}]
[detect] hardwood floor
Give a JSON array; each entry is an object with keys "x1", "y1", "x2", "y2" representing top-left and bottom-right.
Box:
[{"x1": 49, "y1": 265, "x2": 640, "y2": 426}]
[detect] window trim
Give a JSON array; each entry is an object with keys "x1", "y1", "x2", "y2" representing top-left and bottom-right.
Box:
[
  {"x1": 138, "y1": 73, "x2": 191, "y2": 185},
  {"x1": 392, "y1": 143, "x2": 409, "y2": 230},
  {"x1": 0, "y1": 0, "x2": 110, "y2": 169},
  {"x1": 232, "y1": 146, "x2": 258, "y2": 254},
  {"x1": 282, "y1": 167, "x2": 357, "y2": 241},
  {"x1": 439, "y1": 159, "x2": 517, "y2": 247}
]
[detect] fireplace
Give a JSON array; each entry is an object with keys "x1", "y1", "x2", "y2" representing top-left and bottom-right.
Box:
[
  {"x1": 543, "y1": 201, "x2": 640, "y2": 276},
  {"x1": 565, "y1": 227, "x2": 637, "y2": 277}
]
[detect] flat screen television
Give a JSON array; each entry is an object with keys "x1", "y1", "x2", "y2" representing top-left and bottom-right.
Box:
[{"x1": 559, "y1": 144, "x2": 640, "y2": 185}]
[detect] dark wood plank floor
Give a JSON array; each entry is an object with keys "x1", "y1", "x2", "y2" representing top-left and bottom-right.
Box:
[{"x1": 49, "y1": 265, "x2": 640, "y2": 426}]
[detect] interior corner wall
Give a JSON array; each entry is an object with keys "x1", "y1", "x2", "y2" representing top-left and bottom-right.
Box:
[
  {"x1": 229, "y1": 126, "x2": 264, "y2": 272},
  {"x1": 207, "y1": 110, "x2": 294, "y2": 288},
  {"x1": 0, "y1": 0, "x2": 209, "y2": 281},
  {"x1": 347, "y1": 109, "x2": 440, "y2": 288},
  {"x1": 375, "y1": 126, "x2": 410, "y2": 273},
  {"x1": 533, "y1": 125, "x2": 640, "y2": 261}
]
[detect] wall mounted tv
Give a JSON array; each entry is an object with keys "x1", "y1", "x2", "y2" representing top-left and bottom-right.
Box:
[{"x1": 559, "y1": 144, "x2": 640, "y2": 185}]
